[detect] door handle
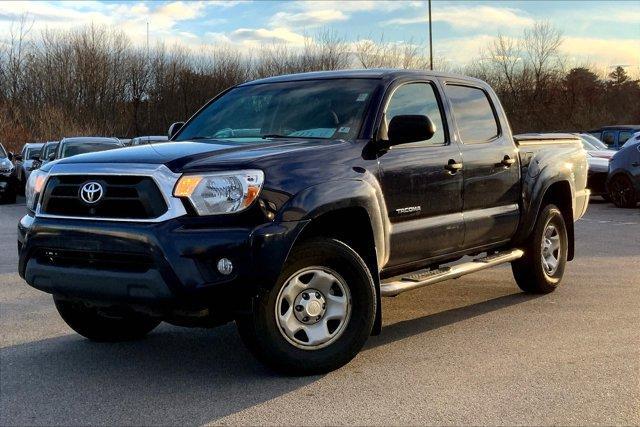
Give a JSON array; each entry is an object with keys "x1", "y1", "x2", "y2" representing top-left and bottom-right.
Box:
[
  {"x1": 444, "y1": 159, "x2": 463, "y2": 174},
  {"x1": 500, "y1": 156, "x2": 516, "y2": 167}
]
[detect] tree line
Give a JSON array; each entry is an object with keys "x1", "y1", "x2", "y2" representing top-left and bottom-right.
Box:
[{"x1": 1, "y1": 19, "x2": 638, "y2": 153}]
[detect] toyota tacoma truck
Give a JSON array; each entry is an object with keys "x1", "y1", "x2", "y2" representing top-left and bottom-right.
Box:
[{"x1": 18, "y1": 70, "x2": 589, "y2": 375}]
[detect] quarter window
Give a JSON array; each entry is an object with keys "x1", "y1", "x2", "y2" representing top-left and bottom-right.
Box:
[
  {"x1": 385, "y1": 82, "x2": 446, "y2": 145},
  {"x1": 445, "y1": 85, "x2": 499, "y2": 143}
]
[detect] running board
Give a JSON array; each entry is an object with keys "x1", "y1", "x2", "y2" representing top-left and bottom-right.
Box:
[{"x1": 380, "y1": 249, "x2": 524, "y2": 297}]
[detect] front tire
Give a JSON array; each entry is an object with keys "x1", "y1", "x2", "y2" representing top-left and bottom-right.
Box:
[
  {"x1": 236, "y1": 238, "x2": 376, "y2": 376},
  {"x1": 512, "y1": 204, "x2": 568, "y2": 294},
  {"x1": 54, "y1": 297, "x2": 161, "y2": 342}
]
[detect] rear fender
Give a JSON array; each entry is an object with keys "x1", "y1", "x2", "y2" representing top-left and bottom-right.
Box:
[{"x1": 515, "y1": 161, "x2": 577, "y2": 259}]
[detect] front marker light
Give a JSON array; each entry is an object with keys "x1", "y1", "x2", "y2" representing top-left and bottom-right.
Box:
[{"x1": 174, "y1": 170, "x2": 264, "y2": 215}]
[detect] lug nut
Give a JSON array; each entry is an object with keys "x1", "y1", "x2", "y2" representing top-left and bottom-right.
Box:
[
  {"x1": 322, "y1": 303, "x2": 326, "y2": 309},
  {"x1": 302, "y1": 293, "x2": 309, "y2": 300},
  {"x1": 316, "y1": 315, "x2": 321, "y2": 321},
  {"x1": 295, "y1": 305, "x2": 303, "y2": 312},
  {"x1": 315, "y1": 292, "x2": 321, "y2": 298},
  {"x1": 302, "y1": 316, "x2": 309, "y2": 322}
]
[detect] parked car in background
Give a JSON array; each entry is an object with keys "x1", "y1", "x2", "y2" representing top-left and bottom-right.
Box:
[
  {"x1": 0, "y1": 143, "x2": 17, "y2": 203},
  {"x1": 130, "y1": 136, "x2": 169, "y2": 146},
  {"x1": 119, "y1": 138, "x2": 132, "y2": 147},
  {"x1": 578, "y1": 133, "x2": 613, "y2": 158},
  {"x1": 14, "y1": 142, "x2": 44, "y2": 195},
  {"x1": 607, "y1": 139, "x2": 640, "y2": 208},
  {"x1": 574, "y1": 134, "x2": 615, "y2": 198},
  {"x1": 55, "y1": 137, "x2": 123, "y2": 159},
  {"x1": 588, "y1": 125, "x2": 640, "y2": 150},
  {"x1": 32, "y1": 141, "x2": 59, "y2": 170}
]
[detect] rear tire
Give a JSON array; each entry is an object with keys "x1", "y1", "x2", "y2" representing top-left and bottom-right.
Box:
[
  {"x1": 54, "y1": 297, "x2": 161, "y2": 342},
  {"x1": 236, "y1": 238, "x2": 376, "y2": 376},
  {"x1": 512, "y1": 204, "x2": 568, "y2": 294},
  {"x1": 608, "y1": 174, "x2": 637, "y2": 208}
]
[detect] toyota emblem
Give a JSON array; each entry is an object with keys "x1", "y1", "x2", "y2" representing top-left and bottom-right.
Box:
[{"x1": 79, "y1": 181, "x2": 104, "y2": 204}]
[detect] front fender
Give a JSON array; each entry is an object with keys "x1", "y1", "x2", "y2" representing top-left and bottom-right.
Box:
[{"x1": 276, "y1": 178, "x2": 390, "y2": 269}]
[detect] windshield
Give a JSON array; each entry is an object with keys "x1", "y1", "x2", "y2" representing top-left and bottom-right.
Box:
[
  {"x1": 580, "y1": 138, "x2": 596, "y2": 150},
  {"x1": 61, "y1": 141, "x2": 119, "y2": 158},
  {"x1": 176, "y1": 79, "x2": 378, "y2": 142},
  {"x1": 580, "y1": 133, "x2": 607, "y2": 150},
  {"x1": 26, "y1": 147, "x2": 41, "y2": 160}
]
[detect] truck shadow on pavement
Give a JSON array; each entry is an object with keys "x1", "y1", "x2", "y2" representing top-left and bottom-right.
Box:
[{"x1": 1, "y1": 292, "x2": 534, "y2": 425}]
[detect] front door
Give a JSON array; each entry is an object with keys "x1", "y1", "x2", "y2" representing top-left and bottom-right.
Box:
[{"x1": 377, "y1": 81, "x2": 464, "y2": 269}]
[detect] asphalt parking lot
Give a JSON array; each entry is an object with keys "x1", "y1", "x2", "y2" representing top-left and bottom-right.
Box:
[{"x1": 1, "y1": 199, "x2": 638, "y2": 426}]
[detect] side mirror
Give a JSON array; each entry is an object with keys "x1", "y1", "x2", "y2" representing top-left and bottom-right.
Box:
[
  {"x1": 387, "y1": 115, "x2": 436, "y2": 146},
  {"x1": 168, "y1": 122, "x2": 185, "y2": 140},
  {"x1": 48, "y1": 152, "x2": 56, "y2": 161},
  {"x1": 14, "y1": 154, "x2": 23, "y2": 162}
]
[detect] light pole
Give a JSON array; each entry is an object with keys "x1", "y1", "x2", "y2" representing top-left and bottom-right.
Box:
[{"x1": 428, "y1": 0, "x2": 433, "y2": 70}]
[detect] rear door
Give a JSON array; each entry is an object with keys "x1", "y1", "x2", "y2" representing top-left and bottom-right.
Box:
[
  {"x1": 377, "y1": 80, "x2": 464, "y2": 268},
  {"x1": 442, "y1": 82, "x2": 521, "y2": 250}
]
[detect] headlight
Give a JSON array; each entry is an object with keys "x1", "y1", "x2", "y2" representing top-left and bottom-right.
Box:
[
  {"x1": 173, "y1": 170, "x2": 264, "y2": 215},
  {"x1": 0, "y1": 159, "x2": 13, "y2": 174},
  {"x1": 25, "y1": 169, "x2": 48, "y2": 211}
]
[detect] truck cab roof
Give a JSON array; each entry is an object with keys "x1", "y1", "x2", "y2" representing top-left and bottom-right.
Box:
[{"x1": 241, "y1": 68, "x2": 484, "y2": 86}]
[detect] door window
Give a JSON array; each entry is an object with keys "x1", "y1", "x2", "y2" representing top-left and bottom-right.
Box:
[
  {"x1": 445, "y1": 85, "x2": 499, "y2": 144},
  {"x1": 602, "y1": 131, "x2": 616, "y2": 147},
  {"x1": 384, "y1": 82, "x2": 446, "y2": 145}
]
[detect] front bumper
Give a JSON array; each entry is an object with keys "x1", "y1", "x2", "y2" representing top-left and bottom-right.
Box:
[{"x1": 18, "y1": 214, "x2": 306, "y2": 310}]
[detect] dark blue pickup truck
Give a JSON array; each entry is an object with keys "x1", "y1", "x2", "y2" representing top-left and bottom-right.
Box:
[{"x1": 18, "y1": 70, "x2": 589, "y2": 375}]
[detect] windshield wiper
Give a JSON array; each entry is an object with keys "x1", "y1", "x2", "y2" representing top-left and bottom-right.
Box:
[
  {"x1": 261, "y1": 134, "x2": 291, "y2": 139},
  {"x1": 261, "y1": 134, "x2": 329, "y2": 140}
]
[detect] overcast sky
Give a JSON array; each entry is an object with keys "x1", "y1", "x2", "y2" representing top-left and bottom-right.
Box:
[{"x1": 2, "y1": 1, "x2": 639, "y2": 74}]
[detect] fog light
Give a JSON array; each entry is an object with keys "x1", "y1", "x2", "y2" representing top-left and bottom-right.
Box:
[{"x1": 217, "y1": 258, "x2": 233, "y2": 275}]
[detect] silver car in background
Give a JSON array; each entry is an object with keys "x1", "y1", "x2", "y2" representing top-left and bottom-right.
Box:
[
  {"x1": 14, "y1": 142, "x2": 44, "y2": 194},
  {"x1": 54, "y1": 137, "x2": 123, "y2": 159}
]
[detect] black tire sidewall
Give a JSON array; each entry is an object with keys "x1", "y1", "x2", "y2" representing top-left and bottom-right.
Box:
[
  {"x1": 535, "y1": 206, "x2": 568, "y2": 285},
  {"x1": 512, "y1": 204, "x2": 569, "y2": 294},
  {"x1": 239, "y1": 238, "x2": 376, "y2": 375},
  {"x1": 54, "y1": 297, "x2": 160, "y2": 342}
]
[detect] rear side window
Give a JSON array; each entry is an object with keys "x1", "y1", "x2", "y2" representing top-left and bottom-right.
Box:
[
  {"x1": 385, "y1": 82, "x2": 446, "y2": 145},
  {"x1": 445, "y1": 85, "x2": 499, "y2": 143}
]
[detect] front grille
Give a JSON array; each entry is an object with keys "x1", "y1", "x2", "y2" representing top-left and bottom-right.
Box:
[
  {"x1": 35, "y1": 248, "x2": 154, "y2": 273},
  {"x1": 40, "y1": 175, "x2": 167, "y2": 219}
]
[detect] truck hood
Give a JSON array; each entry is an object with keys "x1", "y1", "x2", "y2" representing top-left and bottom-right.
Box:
[{"x1": 51, "y1": 139, "x2": 347, "y2": 172}]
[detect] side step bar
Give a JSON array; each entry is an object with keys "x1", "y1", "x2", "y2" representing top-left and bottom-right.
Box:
[{"x1": 380, "y1": 249, "x2": 524, "y2": 297}]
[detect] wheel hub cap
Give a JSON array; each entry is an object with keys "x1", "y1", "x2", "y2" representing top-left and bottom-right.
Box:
[
  {"x1": 293, "y1": 289, "x2": 326, "y2": 324},
  {"x1": 275, "y1": 267, "x2": 351, "y2": 350},
  {"x1": 541, "y1": 223, "x2": 561, "y2": 276}
]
